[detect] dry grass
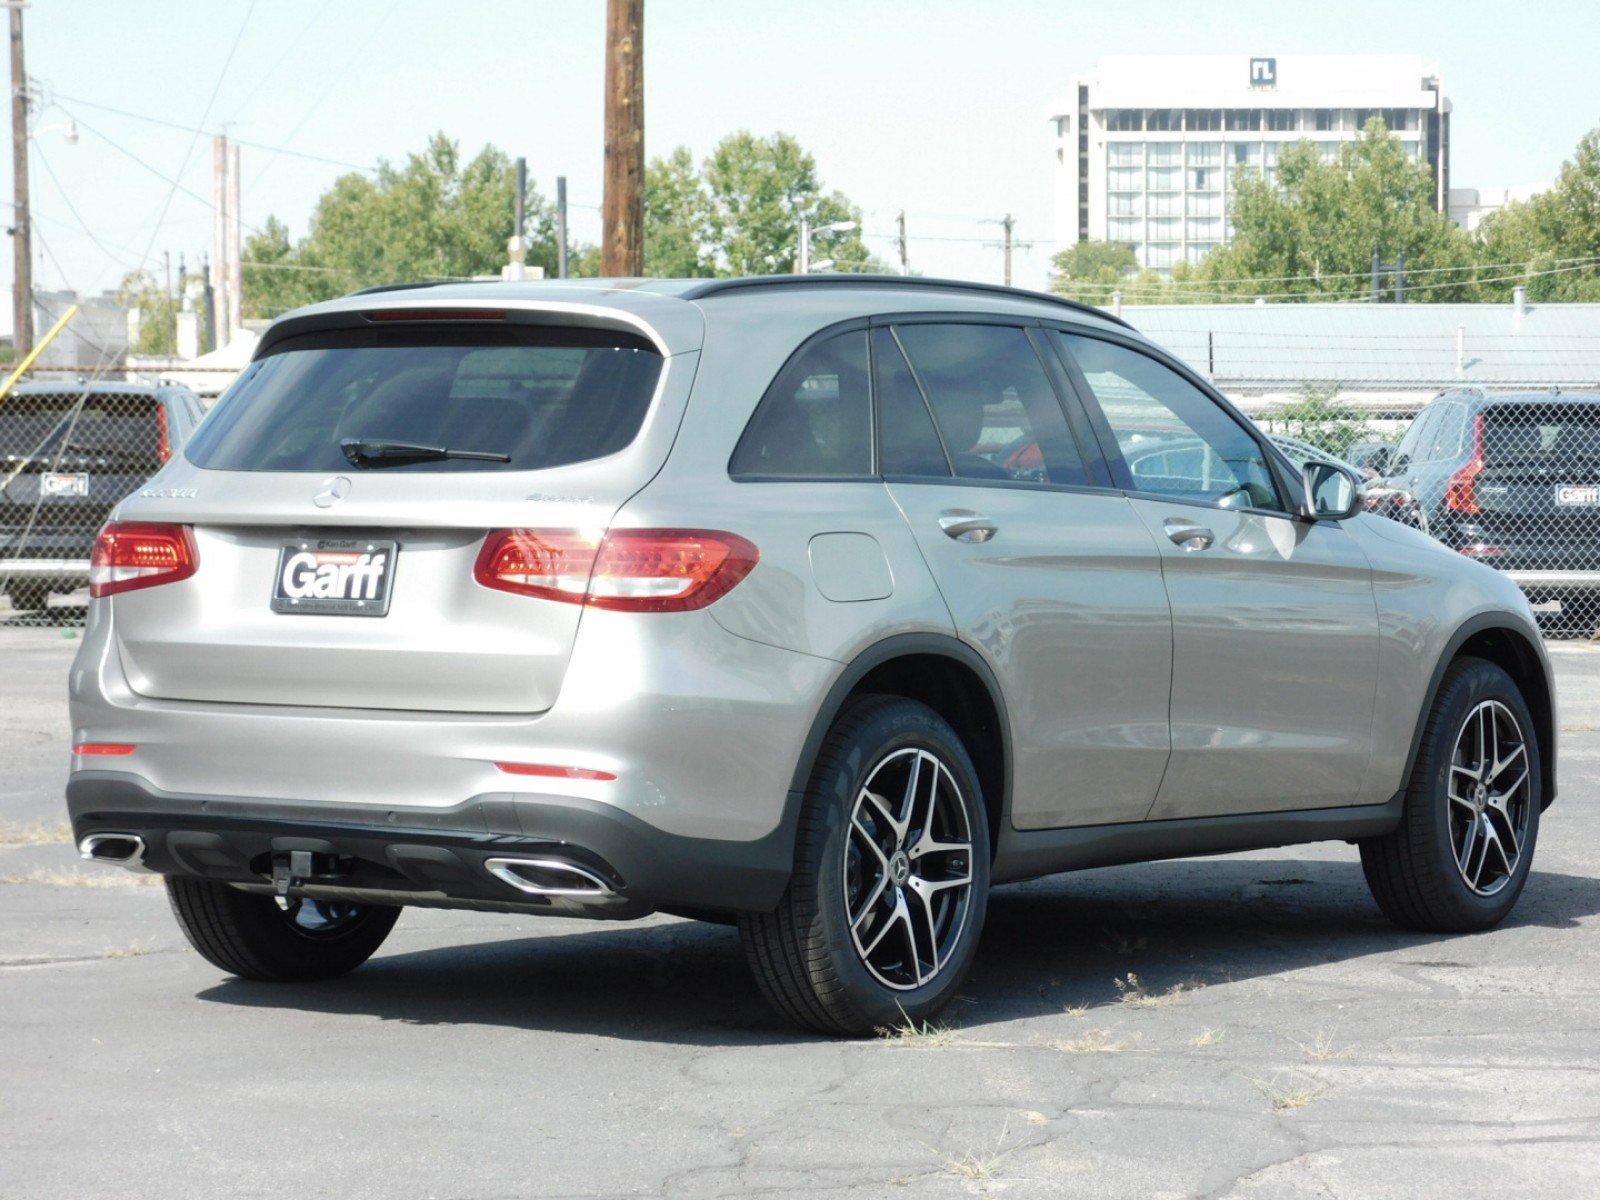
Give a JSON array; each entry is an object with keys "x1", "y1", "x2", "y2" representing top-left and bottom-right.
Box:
[
  {"x1": 1189, "y1": 1027, "x2": 1225, "y2": 1049},
  {"x1": 1114, "y1": 971, "x2": 1195, "y2": 1008},
  {"x1": 0, "y1": 819, "x2": 72, "y2": 847},
  {"x1": 877, "y1": 1015, "x2": 964, "y2": 1047},
  {"x1": 1252, "y1": 1072, "x2": 1324, "y2": 1111},
  {"x1": 104, "y1": 941, "x2": 152, "y2": 959},
  {"x1": 928, "y1": 1120, "x2": 1018, "y2": 1183},
  {"x1": 0, "y1": 867, "x2": 160, "y2": 888},
  {"x1": 1062, "y1": 1002, "x2": 1090, "y2": 1018},
  {"x1": 1049, "y1": 1028, "x2": 1133, "y2": 1054},
  {"x1": 1298, "y1": 1030, "x2": 1355, "y2": 1062}
]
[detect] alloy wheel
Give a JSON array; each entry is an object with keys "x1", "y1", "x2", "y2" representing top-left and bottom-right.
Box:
[
  {"x1": 843, "y1": 748, "x2": 975, "y2": 990},
  {"x1": 1448, "y1": 699, "x2": 1533, "y2": 897}
]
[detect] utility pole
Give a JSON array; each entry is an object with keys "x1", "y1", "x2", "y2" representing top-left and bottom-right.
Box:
[
  {"x1": 798, "y1": 217, "x2": 810, "y2": 274},
  {"x1": 896, "y1": 210, "x2": 908, "y2": 275},
  {"x1": 601, "y1": 0, "x2": 643, "y2": 277},
  {"x1": 211, "y1": 134, "x2": 227, "y2": 347},
  {"x1": 1000, "y1": 214, "x2": 1015, "y2": 287},
  {"x1": 225, "y1": 143, "x2": 241, "y2": 339},
  {"x1": 9, "y1": 2, "x2": 32, "y2": 358},
  {"x1": 504, "y1": 156, "x2": 528, "y2": 281},
  {"x1": 1371, "y1": 246, "x2": 1406, "y2": 304},
  {"x1": 556, "y1": 176, "x2": 569, "y2": 279}
]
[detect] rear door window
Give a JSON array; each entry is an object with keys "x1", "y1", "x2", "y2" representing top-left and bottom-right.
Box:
[
  {"x1": 874, "y1": 328, "x2": 951, "y2": 478},
  {"x1": 893, "y1": 323, "x2": 1089, "y2": 487},
  {"x1": 730, "y1": 330, "x2": 872, "y2": 478},
  {"x1": 186, "y1": 325, "x2": 664, "y2": 473}
]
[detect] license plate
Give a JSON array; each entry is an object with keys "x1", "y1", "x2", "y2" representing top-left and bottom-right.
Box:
[
  {"x1": 271, "y1": 538, "x2": 397, "y2": 616},
  {"x1": 1555, "y1": 485, "x2": 1600, "y2": 506},
  {"x1": 40, "y1": 472, "x2": 88, "y2": 497}
]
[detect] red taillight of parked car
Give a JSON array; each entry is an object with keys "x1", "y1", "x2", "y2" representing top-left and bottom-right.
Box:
[
  {"x1": 474, "y1": 528, "x2": 758, "y2": 612},
  {"x1": 155, "y1": 404, "x2": 171, "y2": 465},
  {"x1": 1445, "y1": 414, "x2": 1486, "y2": 514},
  {"x1": 88, "y1": 522, "x2": 198, "y2": 598}
]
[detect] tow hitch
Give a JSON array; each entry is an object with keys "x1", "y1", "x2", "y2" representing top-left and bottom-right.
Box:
[{"x1": 271, "y1": 850, "x2": 347, "y2": 897}]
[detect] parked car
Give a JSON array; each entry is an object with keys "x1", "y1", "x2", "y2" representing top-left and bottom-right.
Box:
[
  {"x1": 1374, "y1": 388, "x2": 1600, "y2": 629},
  {"x1": 1269, "y1": 434, "x2": 1374, "y2": 480},
  {"x1": 1344, "y1": 439, "x2": 1398, "y2": 476},
  {"x1": 1, "y1": 381, "x2": 204, "y2": 611},
  {"x1": 67, "y1": 277, "x2": 1555, "y2": 1035}
]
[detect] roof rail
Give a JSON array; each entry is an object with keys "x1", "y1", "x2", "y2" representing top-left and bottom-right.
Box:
[{"x1": 678, "y1": 274, "x2": 1135, "y2": 330}]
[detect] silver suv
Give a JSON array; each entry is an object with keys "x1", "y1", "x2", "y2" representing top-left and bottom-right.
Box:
[{"x1": 67, "y1": 277, "x2": 1556, "y2": 1035}]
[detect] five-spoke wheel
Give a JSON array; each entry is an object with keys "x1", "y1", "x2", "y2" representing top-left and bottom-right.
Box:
[{"x1": 1447, "y1": 699, "x2": 1532, "y2": 897}]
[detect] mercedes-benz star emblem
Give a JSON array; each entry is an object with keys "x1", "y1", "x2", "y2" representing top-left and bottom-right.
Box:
[{"x1": 312, "y1": 476, "x2": 353, "y2": 508}]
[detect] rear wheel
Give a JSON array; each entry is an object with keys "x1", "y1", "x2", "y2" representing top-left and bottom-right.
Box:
[
  {"x1": 1360, "y1": 657, "x2": 1541, "y2": 932},
  {"x1": 739, "y1": 695, "x2": 991, "y2": 1036},
  {"x1": 166, "y1": 876, "x2": 400, "y2": 981}
]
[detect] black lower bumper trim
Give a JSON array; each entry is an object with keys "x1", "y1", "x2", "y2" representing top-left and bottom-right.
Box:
[{"x1": 67, "y1": 772, "x2": 800, "y2": 918}]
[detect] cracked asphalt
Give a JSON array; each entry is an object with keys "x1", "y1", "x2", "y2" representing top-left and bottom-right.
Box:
[{"x1": 2, "y1": 602, "x2": 1597, "y2": 1199}]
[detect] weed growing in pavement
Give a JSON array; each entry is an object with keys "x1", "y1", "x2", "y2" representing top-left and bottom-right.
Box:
[
  {"x1": 0, "y1": 820, "x2": 71, "y2": 846},
  {"x1": 104, "y1": 941, "x2": 152, "y2": 959},
  {"x1": 928, "y1": 1119, "x2": 1018, "y2": 1182},
  {"x1": 1114, "y1": 971, "x2": 1195, "y2": 1008},
  {"x1": 1297, "y1": 1030, "x2": 1355, "y2": 1061},
  {"x1": 1189, "y1": 1027, "x2": 1225, "y2": 1049},
  {"x1": 1048, "y1": 1029, "x2": 1133, "y2": 1054},
  {"x1": 1252, "y1": 1072, "x2": 1323, "y2": 1111}
]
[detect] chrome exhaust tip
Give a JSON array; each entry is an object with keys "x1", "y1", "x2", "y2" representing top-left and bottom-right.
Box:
[
  {"x1": 78, "y1": 833, "x2": 148, "y2": 870},
  {"x1": 484, "y1": 857, "x2": 615, "y2": 897}
]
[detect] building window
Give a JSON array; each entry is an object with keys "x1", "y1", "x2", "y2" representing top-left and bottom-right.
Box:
[
  {"x1": 1318, "y1": 141, "x2": 1340, "y2": 162},
  {"x1": 1186, "y1": 217, "x2": 1221, "y2": 240},
  {"x1": 1107, "y1": 143, "x2": 1141, "y2": 167},
  {"x1": 1226, "y1": 109, "x2": 1263, "y2": 131},
  {"x1": 1108, "y1": 217, "x2": 1141, "y2": 241},
  {"x1": 1187, "y1": 142, "x2": 1220, "y2": 166},
  {"x1": 1265, "y1": 109, "x2": 1299, "y2": 131},
  {"x1": 1108, "y1": 192, "x2": 1142, "y2": 216},
  {"x1": 1313, "y1": 109, "x2": 1335, "y2": 132},
  {"x1": 1145, "y1": 242, "x2": 1180, "y2": 269},
  {"x1": 1147, "y1": 191, "x2": 1181, "y2": 216},
  {"x1": 1106, "y1": 109, "x2": 1144, "y2": 132},
  {"x1": 1188, "y1": 166, "x2": 1221, "y2": 190},
  {"x1": 1186, "y1": 242, "x2": 1218, "y2": 264},
  {"x1": 1108, "y1": 166, "x2": 1142, "y2": 190},
  {"x1": 1231, "y1": 143, "x2": 1262, "y2": 170},
  {"x1": 1187, "y1": 192, "x2": 1221, "y2": 217},
  {"x1": 1147, "y1": 217, "x2": 1181, "y2": 240},
  {"x1": 1147, "y1": 142, "x2": 1182, "y2": 167},
  {"x1": 1185, "y1": 109, "x2": 1223, "y2": 132},
  {"x1": 1145, "y1": 109, "x2": 1180, "y2": 131},
  {"x1": 1146, "y1": 166, "x2": 1181, "y2": 191}
]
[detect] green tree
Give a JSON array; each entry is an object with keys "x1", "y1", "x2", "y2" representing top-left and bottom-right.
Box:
[
  {"x1": 644, "y1": 146, "x2": 713, "y2": 277},
  {"x1": 698, "y1": 131, "x2": 881, "y2": 276},
  {"x1": 1264, "y1": 382, "x2": 1366, "y2": 458},
  {"x1": 1478, "y1": 128, "x2": 1600, "y2": 302},
  {"x1": 1049, "y1": 240, "x2": 1137, "y2": 301},
  {"x1": 1187, "y1": 119, "x2": 1478, "y2": 302},
  {"x1": 242, "y1": 134, "x2": 573, "y2": 317},
  {"x1": 117, "y1": 271, "x2": 178, "y2": 356}
]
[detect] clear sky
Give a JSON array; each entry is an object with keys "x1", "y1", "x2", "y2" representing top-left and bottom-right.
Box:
[{"x1": 7, "y1": 0, "x2": 1598, "y2": 330}]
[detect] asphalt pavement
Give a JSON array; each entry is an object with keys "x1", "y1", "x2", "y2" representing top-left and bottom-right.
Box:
[{"x1": 2, "y1": 597, "x2": 1597, "y2": 1199}]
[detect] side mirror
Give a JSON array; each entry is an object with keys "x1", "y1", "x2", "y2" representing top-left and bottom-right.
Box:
[{"x1": 1301, "y1": 460, "x2": 1362, "y2": 521}]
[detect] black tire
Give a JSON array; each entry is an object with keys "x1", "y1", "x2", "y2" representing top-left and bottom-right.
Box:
[
  {"x1": 166, "y1": 877, "x2": 401, "y2": 982},
  {"x1": 6, "y1": 583, "x2": 48, "y2": 612},
  {"x1": 739, "y1": 695, "x2": 991, "y2": 1036},
  {"x1": 1360, "y1": 657, "x2": 1541, "y2": 933}
]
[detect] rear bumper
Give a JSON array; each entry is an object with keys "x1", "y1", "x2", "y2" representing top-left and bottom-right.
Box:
[{"x1": 68, "y1": 770, "x2": 801, "y2": 917}]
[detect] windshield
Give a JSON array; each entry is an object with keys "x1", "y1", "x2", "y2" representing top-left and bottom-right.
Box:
[{"x1": 186, "y1": 325, "x2": 664, "y2": 473}]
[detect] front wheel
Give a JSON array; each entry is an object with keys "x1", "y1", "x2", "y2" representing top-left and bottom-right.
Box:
[
  {"x1": 166, "y1": 876, "x2": 400, "y2": 981},
  {"x1": 739, "y1": 695, "x2": 991, "y2": 1036},
  {"x1": 1360, "y1": 657, "x2": 1541, "y2": 932}
]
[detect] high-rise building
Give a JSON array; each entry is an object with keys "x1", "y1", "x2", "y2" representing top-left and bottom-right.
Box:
[{"x1": 1051, "y1": 55, "x2": 1450, "y2": 274}]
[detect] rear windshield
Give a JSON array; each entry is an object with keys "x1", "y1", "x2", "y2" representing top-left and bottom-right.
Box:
[
  {"x1": 185, "y1": 325, "x2": 664, "y2": 473},
  {"x1": 1484, "y1": 403, "x2": 1600, "y2": 463},
  {"x1": 0, "y1": 391, "x2": 162, "y2": 469}
]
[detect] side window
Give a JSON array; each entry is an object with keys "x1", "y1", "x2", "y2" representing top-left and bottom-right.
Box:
[
  {"x1": 874, "y1": 328, "x2": 951, "y2": 477},
  {"x1": 730, "y1": 330, "x2": 872, "y2": 479},
  {"x1": 894, "y1": 323, "x2": 1089, "y2": 487},
  {"x1": 1057, "y1": 332, "x2": 1282, "y2": 511},
  {"x1": 1425, "y1": 404, "x2": 1465, "y2": 461},
  {"x1": 1397, "y1": 406, "x2": 1437, "y2": 465}
]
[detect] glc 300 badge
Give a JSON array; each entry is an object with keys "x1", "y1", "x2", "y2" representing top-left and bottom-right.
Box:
[
  {"x1": 313, "y1": 476, "x2": 354, "y2": 508},
  {"x1": 139, "y1": 487, "x2": 198, "y2": 499}
]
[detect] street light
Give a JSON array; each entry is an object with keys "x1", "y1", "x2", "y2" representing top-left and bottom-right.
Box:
[{"x1": 798, "y1": 218, "x2": 858, "y2": 274}]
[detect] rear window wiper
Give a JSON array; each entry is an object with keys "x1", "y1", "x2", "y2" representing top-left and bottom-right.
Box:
[{"x1": 339, "y1": 438, "x2": 511, "y2": 469}]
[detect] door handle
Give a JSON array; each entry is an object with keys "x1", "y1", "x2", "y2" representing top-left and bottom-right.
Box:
[
  {"x1": 938, "y1": 510, "x2": 998, "y2": 543},
  {"x1": 1163, "y1": 518, "x2": 1214, "y2": 551}
]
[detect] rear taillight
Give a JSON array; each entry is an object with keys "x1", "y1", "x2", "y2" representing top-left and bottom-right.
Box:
[
  {"x1": 89, "y1": 522, "x2": 198, "y2": 598},
  {"x1": 1445, "y1": 414, "x2": 1486, "y2": 514},
  {"x1": 155, "y1": 405, "x2": 171, "y2": 464},
  {"x1": 474, "y1": 528, "x2": 758, "y2": 612}
]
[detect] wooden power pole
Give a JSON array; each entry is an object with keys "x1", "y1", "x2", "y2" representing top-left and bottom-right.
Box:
[
  {"x1": 10, "y1": 3, "x2": 32, "y2": 357},
  {"x1": 601, "y1": 0, "x2": 643, "y2": 277}
]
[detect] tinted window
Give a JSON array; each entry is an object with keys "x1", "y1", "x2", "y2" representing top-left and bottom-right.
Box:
[
  {"x1": 1058, "y1": 332, "x2": 1282, "y2": 510},
  {"x1": 731, "y1": 330, "x2": 872, "y2": 479},
  {"x1": 1396, "y1": 406, "x2": 1437, "y2": 465},
  {"x1": 1483, "y1": 403, "x2": 1600, "y2": 463},
  {"x1": 1425, "y1": 403, "x2": 1466, "y2": 461},
  {"x1": 894, "y1": 324, "x2": 1088, "y2": 487},
  {"x1": 187, "y1": 326, "x2": 664, "y2": 473},
  {"x1": 0, "y1": 390, "x2": 164, "y2": 469},
  {"x1": 874, "y1": 328, "x2": 950, "y2": 477}
]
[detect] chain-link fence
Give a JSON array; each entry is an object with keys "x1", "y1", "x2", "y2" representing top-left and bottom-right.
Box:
[{"x1": 0, "y1": 381, "x2": 201, "y2": 626}]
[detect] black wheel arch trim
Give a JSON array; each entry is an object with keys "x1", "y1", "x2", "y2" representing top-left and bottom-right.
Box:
[
  {"x1": 1403, "y1": 613, "x2": 1556, "y2": 810},
  {"x1": 789, "y1": 632, "x2": 1016, "y2": 840}
]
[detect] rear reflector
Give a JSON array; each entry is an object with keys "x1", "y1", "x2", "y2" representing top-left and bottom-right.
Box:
[
  {"x1": 73, "y1": 743, "x2": 136, "y2": 756},
  {"x1": 495, "y1": 762, "x2": 617, "y2": 782},
  {"x1": 367, "y1": 309, "x2": 507, "y2": 322},
  {"x1": 89, "y1": 522, "x2": 198, "y2": 598},
  {"x1": 474, "y1": 528, "x2": 758, "y2": 612}
]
